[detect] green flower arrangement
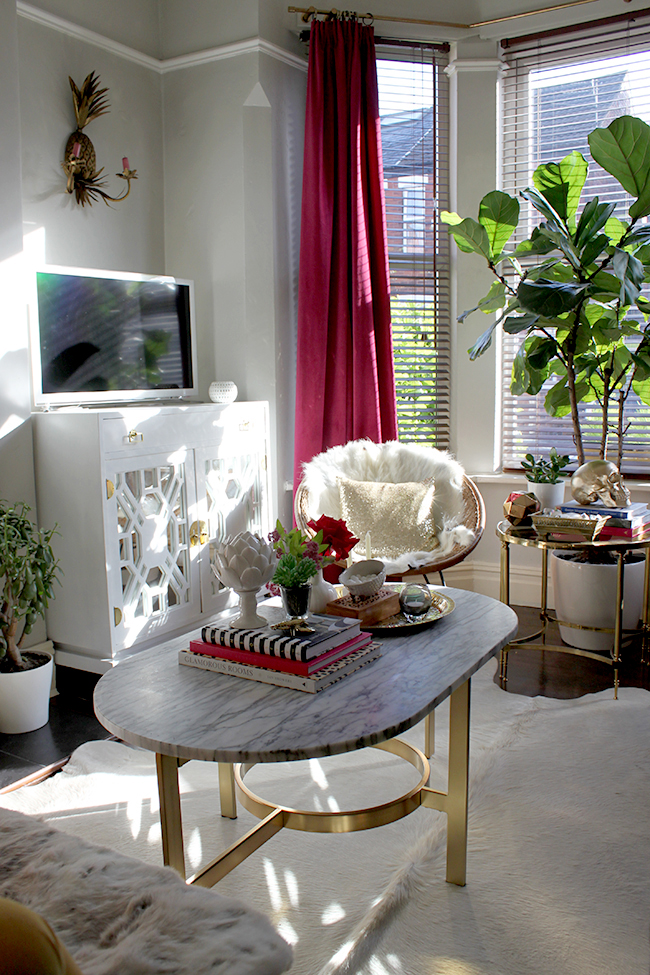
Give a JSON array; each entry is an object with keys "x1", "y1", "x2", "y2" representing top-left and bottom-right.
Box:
[{"x1": 269, "y1": 521, "x2": 328, "y2": 588}]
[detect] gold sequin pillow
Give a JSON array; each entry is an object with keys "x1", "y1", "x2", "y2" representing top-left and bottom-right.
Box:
[{"x1": 337, "y1": 478, "x2": 439, "y2": 559}]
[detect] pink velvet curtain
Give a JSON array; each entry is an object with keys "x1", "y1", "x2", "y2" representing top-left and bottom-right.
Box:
[{"x1": 293, "y1": 18, "x2": 398, "y2": 488}]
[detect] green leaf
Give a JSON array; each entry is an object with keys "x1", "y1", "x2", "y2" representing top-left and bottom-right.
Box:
[
  {"x1": 518, "y1": 279, "x2": 588, "y2": 317},
  {"x1": 588, "y1": 115, "x2": 650, "y2": 219},
  {"x1": 532, "y1": 151, "x2": 587, "y2": 224},
  {"x1": 603, "y1": 216, "x2": 628, "y2": 245},
  {"x1": 612, "y1": 247, "x2": 645, "y2": 304},
  {"x1": 502, "y1": 312, "x2": 541, "y2": 334},
  {"x1": 632, "y1": 373, "x2": 650, "y2": 406},
  {"x1": 512, "y1": 231, "x2": 557, "y2": 258},
  {"x1": 444, "y1": 216, "x2": 492, "y2": 259},
  {"x1": 520, "y1": 186, "x2": 566, "y2": 230},
  {"x1": 580, "y1": 233, "x2": 610, "y2": 268},
  {"x1": 478, "y1": 191, "x2": 519, "y2": 257},
  {"x1": 574, "y1": 198, "x2": 616, "y2": 250},
  {"x1": 457, "y1": 281, "x2": 510, "y2": 323}
]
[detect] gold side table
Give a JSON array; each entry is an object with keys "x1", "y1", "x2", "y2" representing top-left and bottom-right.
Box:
[{"x1": 496, "y1": 521, "x2": 650, "y2": 698}]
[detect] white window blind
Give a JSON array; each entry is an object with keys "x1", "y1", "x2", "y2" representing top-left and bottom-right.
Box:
[
  {"x1": 376, "y1": 43, "x2": 451, "y2": 447},
  {"x1": 500, "y1": 11, "x2": 650, "y2": 474}
]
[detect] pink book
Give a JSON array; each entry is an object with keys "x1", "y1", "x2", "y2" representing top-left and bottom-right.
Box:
[{"x1": 188, "y1": 632, "x2": 372, "y2": 676}]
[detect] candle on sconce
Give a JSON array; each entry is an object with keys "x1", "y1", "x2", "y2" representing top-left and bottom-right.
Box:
[
  {"x1": 365, "y1": 531, "x2": 372, "y2": 560},
  {"x1": 72, "y1": 142, "x2": 81, "y2": 158},
  {"x1": 122, "y1": 157, "x2": 129, "y2": 171}
]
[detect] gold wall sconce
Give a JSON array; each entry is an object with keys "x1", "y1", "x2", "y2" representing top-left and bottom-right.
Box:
[{"x1": 62, "y1": 71, "x2": 137, "y2": 207}]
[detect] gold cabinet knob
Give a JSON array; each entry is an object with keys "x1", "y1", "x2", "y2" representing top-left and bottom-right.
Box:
[{"x1": 190, "y1": 520, "x2": 208, "y2": 546}]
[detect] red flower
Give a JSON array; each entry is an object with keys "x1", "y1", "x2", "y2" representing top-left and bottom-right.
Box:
[{"x1": 307, "y1": 515, "x2": 360, "y2": 561}]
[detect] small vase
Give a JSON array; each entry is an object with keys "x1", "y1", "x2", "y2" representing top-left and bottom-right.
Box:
[
  {"x1": 309, "y1": 568, "x2": 338, "y2": 614},
  {"x1": 280, "y1": 584, "x2": 311, "y2": 621}
]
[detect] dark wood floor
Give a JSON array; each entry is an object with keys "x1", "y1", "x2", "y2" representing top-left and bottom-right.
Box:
[
  {"x1": 0, "y1": 606, "x2": 648, "y2": 793},
  {"x1": 501, "y1": 604, "x2": 650, "y2": 698}
]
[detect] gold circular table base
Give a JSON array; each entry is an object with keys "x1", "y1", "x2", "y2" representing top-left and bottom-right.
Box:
[{"x1": 234, "y1": 738, "x2": 430, "y2": 834}]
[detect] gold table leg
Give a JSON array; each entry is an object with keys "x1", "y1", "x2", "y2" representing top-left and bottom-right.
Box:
[
  {"x1": 156, "y1": 753, "x2": 185, "y2": 878},
  {"x1": 445, "y1": 678, "x2": 470, "y2": 886},
  {"x1": 154, "y1": 680, "x2": 473, "y2": 889},
  {"x1": 424, "y1": 711, "x2": 435, "y2": 759},
  {"x1": 218, "y1": 762, "x2": 237, "y2": 818}
]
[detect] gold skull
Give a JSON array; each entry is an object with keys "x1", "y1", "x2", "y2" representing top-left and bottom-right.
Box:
[{"x1": 570, "y1": 461, "x2": 630, "y2": 508}]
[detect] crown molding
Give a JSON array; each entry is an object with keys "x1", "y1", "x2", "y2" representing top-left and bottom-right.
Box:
[{"x1": 16, "y1": 3, "x2": 307, "y2": 74}]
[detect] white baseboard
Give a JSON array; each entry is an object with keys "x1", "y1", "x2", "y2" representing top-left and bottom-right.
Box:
[{"x1": 435, "y1": 560, "x2": 550, "y2": 608}]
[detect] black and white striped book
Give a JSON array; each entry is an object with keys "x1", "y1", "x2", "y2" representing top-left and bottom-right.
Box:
[{"x1": 201, "y1": 613, "x2": 361, "y2": 661}]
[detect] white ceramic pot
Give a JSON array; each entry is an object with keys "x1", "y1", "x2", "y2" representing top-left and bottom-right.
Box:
[
  {"x1": 309, "y1": 568, "x2": 338, "y2": 614},
  {"x1": 0, "y1": 650, "x2": 54, "y2": 734},
  {"x1": 526, "y1": 480, "x2": 566, "y2": 511},
  {"x1": 550, "y1": 551, "x2": 645, "y2": 652}
]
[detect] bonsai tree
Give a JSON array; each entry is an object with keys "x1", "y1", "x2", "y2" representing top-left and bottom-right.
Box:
[
  {"x1": 441, "y1": 114, "x2": 650, "y2": 473},
  {"x1": 0, "y1": 500, "x2": 60, "y2": 671}
]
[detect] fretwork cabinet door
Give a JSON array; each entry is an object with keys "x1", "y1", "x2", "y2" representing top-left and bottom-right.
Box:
[{"x1": 103, "y1": 449, "x2": 202, "y2": 654}]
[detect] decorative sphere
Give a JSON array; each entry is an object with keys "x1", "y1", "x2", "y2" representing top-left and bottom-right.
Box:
[
  {"x1": 209, "y1": 381, "x2": 238, "y2": 404},
  {"x1": 399, "y1": 583, "x2": 433, "y2": 619}
]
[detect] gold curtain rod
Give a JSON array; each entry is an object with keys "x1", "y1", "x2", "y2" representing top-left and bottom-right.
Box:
[{"x1": 288, "y1": 1, "x2": 622, "y2": 31}]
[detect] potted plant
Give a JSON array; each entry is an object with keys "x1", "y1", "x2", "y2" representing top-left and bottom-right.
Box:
[
  {"x1": 521, "y1": 448, "x2": 571, "y2": 510},
  {"x1": 306, "y1": 514, "x2": 360, "y2": 611},
  {"x1": 269, "y1": 520, "x2": 328, "y2": 620},
  {"x1": 0, "y1": 500, "x2": 61, "y2": 733},
  {"x1": 441, "y1": 114, "x2": 650, "y2": 650}
]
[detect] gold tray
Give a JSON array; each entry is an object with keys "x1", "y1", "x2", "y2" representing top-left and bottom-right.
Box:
[{"x1": 362, "y1": 583, "x2": 455, "y2": 633}]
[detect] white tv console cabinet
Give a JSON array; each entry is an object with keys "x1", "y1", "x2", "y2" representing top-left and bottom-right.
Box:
[{"x1": 32, "y1": 402, "x2": 271, "y2": 673}]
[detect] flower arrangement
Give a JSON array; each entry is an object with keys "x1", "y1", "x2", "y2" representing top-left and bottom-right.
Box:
[
  {"x1": 270, "y1": 521, "x2": 327, "y2": 588},
  {"x1": 307, "y1": 515, "x2": 360, "y2": 562},
  {"x1": 269, "y1": 517, "x2": 360, "y2": 589}
]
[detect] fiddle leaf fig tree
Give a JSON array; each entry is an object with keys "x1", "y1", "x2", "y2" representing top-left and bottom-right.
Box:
[{"x1": 441, "y1": 114, "x2": 650, "y2": 472}]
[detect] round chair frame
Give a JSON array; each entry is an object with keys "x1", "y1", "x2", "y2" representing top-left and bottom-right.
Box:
[{"x1": 293, "y1": 473, "x2": 485, "y2": 582}]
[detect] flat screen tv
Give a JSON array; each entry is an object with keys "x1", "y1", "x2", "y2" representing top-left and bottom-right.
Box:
[{"x1": 29, "y1": 265, "x2": 198, "y2": 408}]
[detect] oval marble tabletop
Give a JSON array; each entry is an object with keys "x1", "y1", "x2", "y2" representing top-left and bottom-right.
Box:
[{"x1": 94, "y1": 588, "x2": 518, "y2": 765}]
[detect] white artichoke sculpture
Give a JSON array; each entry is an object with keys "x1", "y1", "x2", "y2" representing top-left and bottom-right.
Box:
[{"x1": 212, "y1": 531, "x2": 277, "y2": 628}]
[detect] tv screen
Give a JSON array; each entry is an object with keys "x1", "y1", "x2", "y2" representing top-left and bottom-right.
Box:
[{"x1": 30, "y1": 266, "x2": 198, "y2": 407}]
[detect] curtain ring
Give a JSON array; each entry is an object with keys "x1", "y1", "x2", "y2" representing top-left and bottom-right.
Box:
[
  {"x1": 361, "y1": 11, "x2": 374, "y2": 25},
  {"x1": 302, "y1": 6, "x2": 317, "y2": 22}
]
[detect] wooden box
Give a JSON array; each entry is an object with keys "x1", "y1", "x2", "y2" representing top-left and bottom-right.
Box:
[{"x1": 324, "y1": 587, "x2": 400, "y2": 625}]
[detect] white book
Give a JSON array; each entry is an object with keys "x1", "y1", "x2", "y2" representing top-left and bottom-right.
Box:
[{"x1": 178, "y1": 642, "x2": 382, "y2": 693}]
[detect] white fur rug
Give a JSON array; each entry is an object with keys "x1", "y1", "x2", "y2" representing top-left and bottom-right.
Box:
[{"x1": 2, "y1": 662, "x2": 650, "y2": 975}]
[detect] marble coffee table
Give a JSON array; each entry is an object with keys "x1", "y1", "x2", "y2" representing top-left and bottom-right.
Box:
[{"x1": 94, "y1": 588, "x2": 518, "y2": 888}]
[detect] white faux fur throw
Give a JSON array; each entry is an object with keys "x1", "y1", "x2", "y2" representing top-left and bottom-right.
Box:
[
  {"x1": 0, "y1": 806, "x2": 292, "y2": 975},
  {"x1": 300, "y1": 440, "x2": 475, "y2": 572}
]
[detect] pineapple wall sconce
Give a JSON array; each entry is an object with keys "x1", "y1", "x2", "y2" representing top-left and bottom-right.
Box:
[{"x1": 62, "y1": 71, "x2": 137, "y2": 207}]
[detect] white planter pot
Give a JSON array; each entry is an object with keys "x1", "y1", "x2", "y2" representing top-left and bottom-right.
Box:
[
  {"x1": 526, "y1": 480, "x2": 566, "y2": 511},
  {"x1": 550, "y1": 551, "x2": 646, "y2": 652},
  {"x1": 0, "y1": 650, "x2": 54, "y2": 734}
]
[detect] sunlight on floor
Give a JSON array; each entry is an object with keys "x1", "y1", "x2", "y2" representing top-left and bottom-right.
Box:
[
  {"x1": 187, "y1": 826, "x2": 203, "y2": 869},
  {"x1": 321, "y1": 901, "x2": 346, "y2": 925}
]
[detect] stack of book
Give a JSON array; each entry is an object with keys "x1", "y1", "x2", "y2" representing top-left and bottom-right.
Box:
[
  {"x1": 178, "y1": 614, "x2": 380, "y2": 693},
  {"x1": 559, "y1": 500, "x2": 650, "y2": 540}
]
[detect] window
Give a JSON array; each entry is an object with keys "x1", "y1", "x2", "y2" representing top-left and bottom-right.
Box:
[
  {"x1": 376, "y1": 44, "x2": 450, "y2": 446},
  {"x1": 501, "y1": 13, "x2": 650, "y2": 473}
]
